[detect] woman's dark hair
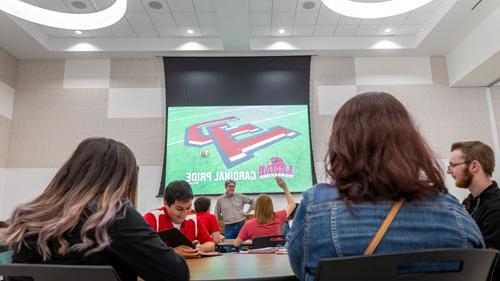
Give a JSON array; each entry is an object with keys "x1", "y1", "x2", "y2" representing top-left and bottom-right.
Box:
[
  {"x1": 325, "y1": 92, "x2": 446, "y2": 203},
  {"x1": 163, "y1": 180, "x2": 193, "y2": 206},
  {"x1": 194, "y1": 196, "x2": 211, "y2": 213}
]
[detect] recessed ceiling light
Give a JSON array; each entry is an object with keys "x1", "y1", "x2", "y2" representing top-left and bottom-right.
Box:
[
  {"x1": 302, "y1": 1, "x2": 316, "y2": 9},
  {"x1": 278, "y1": 29, "x2": 285, "y2": 34},
  {"x1": 321, "y1": 0, "x2": 433, "y2": 18},
  {"x1": 74, "y1": 30, "x2": 83, "y2": 35},
  {"x1": 0, "y1": 0, "x2": 127, "y2": 30},
  {"x1": 187, "y1": 29, "x2": 194, "y2": 34},
  {"x1": 148, "y1": 1, "x2": 163, "y2": 10},
  {"x1": 384, "y1": 28, "x2": 392, "y2": 33},
  {"x1": 71, "y1": 1, "x2": 87, "y2": 9}
]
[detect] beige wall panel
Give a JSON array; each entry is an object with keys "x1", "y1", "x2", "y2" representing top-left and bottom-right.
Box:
[
  {"x1": 110, "y1": 59, "x2": 165, "y2": 88},
  {"x1": 16, "y1": 60, "x2": 64, "y2": 89},
  {"x1": 0, "y1": 116, "x2": 10, "y2": 167},
  {"x1": 8, "y1": 88, "x2": 108, "y2": 167},
  {"x1": 310, "y1": 57, "x2": 356, "y2": 85},
  {"x1": 309, "y1": 57, "x2": 355, "y2": 166},
  {"x1": 0, "y1": 48, "x2": 17, "y2": 88},
  {"x1": 311, "y1": 114, "x2": 333, "y2": 164},
  {"x1": 490, "y1": 86, "x2": 500, "y2": 145},
  {"x1": 430, "y1": 56, "x2": 449, "y2": 85},
  {"x1": 357, "y1": 85, "x2": 492, "y2": 158},
  {"x1": 104, "y1": 118, "x2": 165, "y2": 165}
]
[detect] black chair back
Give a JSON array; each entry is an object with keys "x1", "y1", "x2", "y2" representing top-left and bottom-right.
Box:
[
  {"x1": 314, "y1": 248, "x2": 499, "y2": 281},
  {"x1": 252, "y1": 235, "x2": 286, "y2": 249},
  {"x1": 0, "y1": 264, "x2": 121, "y2": 281}
]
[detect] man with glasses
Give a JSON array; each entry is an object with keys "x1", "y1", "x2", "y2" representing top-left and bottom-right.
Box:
[
  {"x1": 215, "y1": 180, "x2": 255, "y2": 240},
  {"x1": 448, "y1": 141, "x2": 500, "y2": 280}
]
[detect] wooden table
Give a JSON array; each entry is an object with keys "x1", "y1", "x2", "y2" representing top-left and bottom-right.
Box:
[{"x1": 186, "y1": 253, "x2": 297, "y2": 281}]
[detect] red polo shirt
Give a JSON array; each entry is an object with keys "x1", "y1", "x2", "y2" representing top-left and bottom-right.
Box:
[
  {"x1": 195, "y1": 212, "x2": 220, "y2": 234},
  {"x1": 144, "y1": 207, "x2": 213, "y2": 244},
  {"x1": 237, "y1": 209, "x2": 287, "y2": 241}
]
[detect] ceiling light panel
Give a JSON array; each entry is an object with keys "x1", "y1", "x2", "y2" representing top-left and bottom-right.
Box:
[
  {"x1": 377, "y1": 25, "x2": 399, "y2": 36},
  {"x1": 272, "y1": 26, "x2": 291, "y2": 36}
]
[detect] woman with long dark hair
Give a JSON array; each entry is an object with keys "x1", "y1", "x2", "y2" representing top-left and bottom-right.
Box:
[
  {"x1": 1, "y1": 137, "x2": 189, "y2": 281},
  {"x1": 286, "y1": 92, "x2": 484, "y2": 281}
]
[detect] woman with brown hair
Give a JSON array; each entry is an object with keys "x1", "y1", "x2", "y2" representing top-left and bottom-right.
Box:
[
  {"x1": 286, "y1": 92, "x2": 484, "y2": 281},
  {"x1": 233, "y1": 177, "x2": 295, "y2": 247},
  {"x1": 0, "y1": 137, "x2": 189, "y2": 281}
]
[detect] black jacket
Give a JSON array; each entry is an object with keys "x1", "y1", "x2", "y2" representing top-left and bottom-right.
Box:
[
  {"x1": 11, "y1": 202, "x2": 189, "y2": 281},
  {"x1": 463, "y1": 181, "x2": 500, "y2": 280}
]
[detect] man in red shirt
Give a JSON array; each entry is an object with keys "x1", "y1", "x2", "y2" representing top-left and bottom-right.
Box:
[
  {"x1": 194, "y1": 196, "x2": 223, "y2": 244},
  {"x1": 144, "y1": 180, "x2": 215, "y2": 258}
]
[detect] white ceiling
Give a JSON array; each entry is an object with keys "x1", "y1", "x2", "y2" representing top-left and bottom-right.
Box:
[{"x1": 0, "y1": 0, "x2": 498, "y2": 59}]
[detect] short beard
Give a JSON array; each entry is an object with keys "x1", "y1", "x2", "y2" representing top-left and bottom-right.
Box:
[{"x1": 455, "y1": 167, "x2": 473, "y2": 188}]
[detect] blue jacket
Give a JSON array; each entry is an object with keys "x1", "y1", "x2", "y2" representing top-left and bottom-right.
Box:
[{"x1": 286, "y1": 183, "x2": 485, "y2": 281}]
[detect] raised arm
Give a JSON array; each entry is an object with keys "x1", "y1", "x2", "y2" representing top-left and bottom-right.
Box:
[{"x1": 275, "y1": 176, "x2": 295, "y2": 217}]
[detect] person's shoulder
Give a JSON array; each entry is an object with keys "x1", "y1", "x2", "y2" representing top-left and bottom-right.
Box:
[
  {"x1": 306, "y1": 183, "x2": 340, "y2": 203},
  {"x1": 243, "y1": 217, "x2": 257, "y2": 226},
  {"x1": 144, "y1": 207, "x2": 165, "y2": 217},
  {"x1": 275, "y1": 209, "x2": 287, "y2": 221}
]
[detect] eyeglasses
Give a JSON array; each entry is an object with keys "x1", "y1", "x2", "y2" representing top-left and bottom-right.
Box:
[{"x1": 447, "y1": 161, "x2": 472, "y2": 171}]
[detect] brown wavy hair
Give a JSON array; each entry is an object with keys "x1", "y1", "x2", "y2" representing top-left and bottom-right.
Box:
[
  {"x1": 1, "y1": 137, "x2": 138, "y2": 260},
  {"x1": 325, "y1": 92, "x2": 446, "y2": 203},
  {"x1": 255, "y1": 194, "x2": 276, "y2": 224}
]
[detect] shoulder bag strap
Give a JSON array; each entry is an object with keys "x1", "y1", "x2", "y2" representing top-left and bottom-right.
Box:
[{"x1": 364, "y1": 198, "x2": 405, "y2": 256}]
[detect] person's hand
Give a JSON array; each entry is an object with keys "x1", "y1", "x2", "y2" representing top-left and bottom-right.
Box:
[
  {"x1": 174, "y1": 245, "x2": 201, "y2": 259},
  {"x1": 192, "y1": 240, "x2": 200, "y2": 249},
  {"x1": 220, "y1": 234, "x2": 225, "y2": 241},
  {"x1": 275, "y1": 176, "x2": 288, "y2": 191}
]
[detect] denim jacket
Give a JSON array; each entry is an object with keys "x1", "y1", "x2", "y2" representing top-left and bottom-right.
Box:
[{"x1": 286, "y1": 183, "x2": 485, "y2": 281}]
